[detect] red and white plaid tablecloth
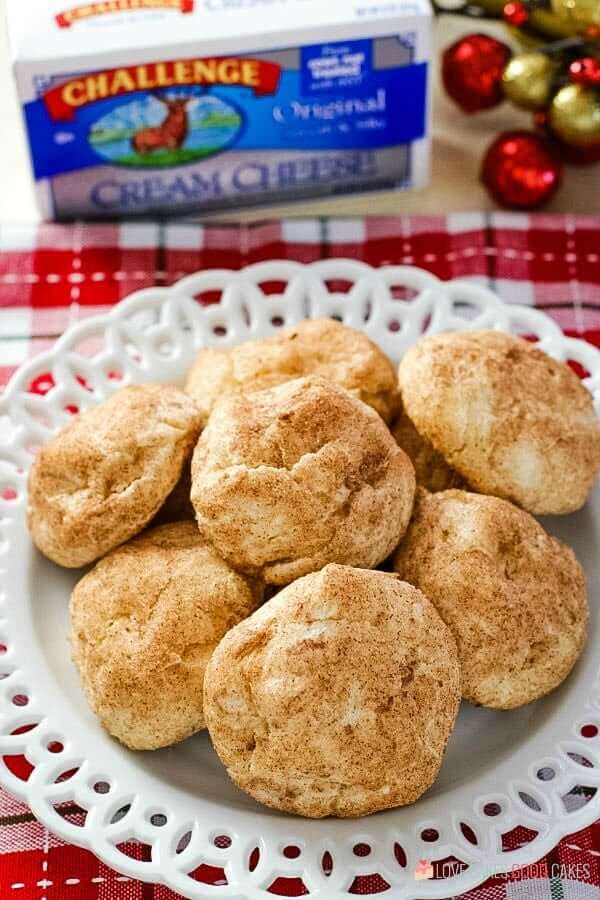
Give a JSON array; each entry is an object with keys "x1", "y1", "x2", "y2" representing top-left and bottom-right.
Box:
[{"x1": 1, "y1": 213, "x2": 599, "y2": 899}]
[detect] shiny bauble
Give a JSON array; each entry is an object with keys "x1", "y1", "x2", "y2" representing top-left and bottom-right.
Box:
[
  {"x1": 503, "y1": 1, "x2": 530, "y2": 25},
  {"x1": 557, "y1": 140, "x2": 600, "y2": 164},
  {"x1": 569, "y1": 58, "x2": 600, "y2": 86},
  {"x1": 549, "y1": 83, "x2": 600, "y2": 147},
  {"x1": 442, "y1": 34, "x2": 512, "y2": 113},
  {"x1": 481, "y1": 131, "x2": 563, "y2": 209},
  {"x1": 551, "y1": 0, "x2": 600, "y2": 28},
  {"x1": 502, "y1": 52, "x2": 557, "y2": 111},
  {"x1": 548, "y1": 130, "x2": 600, "y2": 164}
]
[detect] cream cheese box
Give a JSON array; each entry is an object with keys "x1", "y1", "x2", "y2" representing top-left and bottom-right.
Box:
[{"x1": 6, "y1": 0, "x2": 432, "y2": 218}]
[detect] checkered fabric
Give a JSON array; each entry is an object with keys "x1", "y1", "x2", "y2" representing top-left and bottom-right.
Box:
[{"x1": 0, "y1": 213, "x2": 599, "y2": 899}]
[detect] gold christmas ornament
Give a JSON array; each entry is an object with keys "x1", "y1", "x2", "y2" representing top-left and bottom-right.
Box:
[
  {"x1": 550, "y1": 0, "x2": 600, "y2": 29},
  {"x1": 549, "y1": 83, "x2": 600, "y2": 146},
  {"x1": 502, "y1": 52, "x2": 557, "y2": 110}
]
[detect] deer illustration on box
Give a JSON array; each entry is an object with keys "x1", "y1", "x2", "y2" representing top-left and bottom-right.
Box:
[
  {"x1": 132, "y1": 95, "x2": 190, "y2": 154},
  {"x1": 88, "y1": 90, "x2": 243, "y2": 169}
]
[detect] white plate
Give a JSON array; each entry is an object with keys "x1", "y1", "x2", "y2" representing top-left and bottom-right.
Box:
[{"x1": 1, "y1": 260, "x2": 600, "y2": 900}]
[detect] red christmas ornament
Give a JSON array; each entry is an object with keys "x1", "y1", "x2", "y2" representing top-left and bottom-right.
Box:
[
  {"x1": 481, "y1": 131, "x2": 563, "y2": 209},
  {"x1": 569, "y1": 58, "x2": 600, "y2": 86},
  {"x1": 503, "y1": 1, "x2": 529, "y2": 25},
  {"x1": 550, "y1": 132, "x2": 600, "y2": 165},
  {"x1": 442, "y1": 34, "x2": 511, "y2": 113}
]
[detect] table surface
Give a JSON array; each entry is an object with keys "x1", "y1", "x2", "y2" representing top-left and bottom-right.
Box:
[{"x1": 1, "y1": 5, "x2": 599, "y2": 222}]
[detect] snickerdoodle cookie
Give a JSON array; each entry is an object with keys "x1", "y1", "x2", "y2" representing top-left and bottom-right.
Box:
[
  {"x1": 70, "y1": 521, "x2": 263, "y2": 750},
  {"x1": 392, "y1": 409, "x2": 465, "y2": 492},
  {"x1": 204, "y1": 564, "x2": 460, "y2": 818},
  {"x1": 185, "y1": 318, "x2": 399, "y2": 424},
  {"x1": 191, "y1": 376, "x2": 415, "y2": 585},
  {"x1": 398, "y1": 330, "x2": 600, "y2": 514},
  {"x1": 393, "y1": 489, "x2": 588, "y2": 709},
  {"x1": 28, "y1": 385, "x2": 202, "y2": 567}
]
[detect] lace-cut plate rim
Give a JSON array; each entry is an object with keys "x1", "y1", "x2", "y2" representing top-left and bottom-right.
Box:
[{"x1": 0, "y1": 261, "x2": 599, "y2": 900}]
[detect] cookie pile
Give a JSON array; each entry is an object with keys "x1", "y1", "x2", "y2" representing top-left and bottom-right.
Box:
[{"x1": 27, "y1": 320, "x2": 600, "y2": 819}]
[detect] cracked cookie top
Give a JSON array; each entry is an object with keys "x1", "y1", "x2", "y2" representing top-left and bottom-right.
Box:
[
  {"x1": 398, "y1": 330, "x2": 600, "y2": 515},
  {"x1": 191, "y1": 375, "x2": 416, "y2": 585},
  {"x1": 185, "y1": 318, "x2": 400, "y2": 425},
  {"x1": 27, "y1": 384, "x2": 202, "y2": 567},
  {"x1": 203, "y1": 564, "x2": 460, "y2": 818},
  {"x1": 70, "y1": 521, "x2": 263, "y2": 750},
  {"x1": 393, "y1": 489, "x2": 588, "y2": 709}
]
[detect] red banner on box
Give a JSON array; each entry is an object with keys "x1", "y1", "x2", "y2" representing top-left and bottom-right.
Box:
[
  {"x1": 56, "y1": 0, "x2": 193, "y2": 28},
  {"x1": 43, "y1": 57, "x2": 282, "y2": 120}
]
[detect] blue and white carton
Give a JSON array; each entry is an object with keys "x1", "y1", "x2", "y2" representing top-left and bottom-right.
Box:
[{"x1": 6, "y1": 0, "x2": 432, "y2": 219}]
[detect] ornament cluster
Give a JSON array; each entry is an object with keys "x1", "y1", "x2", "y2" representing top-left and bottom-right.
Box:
[{"x1": 439, "y1": 0, "x2": 600, "y2": 207}]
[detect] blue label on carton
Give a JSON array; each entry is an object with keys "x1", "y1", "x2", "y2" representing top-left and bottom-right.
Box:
[{"x1": 23, "y1": 37, "x2": 428, "y2": 217}]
